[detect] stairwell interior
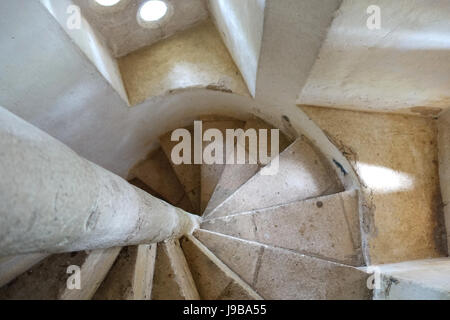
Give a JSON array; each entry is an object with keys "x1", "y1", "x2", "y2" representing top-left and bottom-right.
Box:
[{"x1": 0, "y1": 0, "x2": 449, "y2": 300}]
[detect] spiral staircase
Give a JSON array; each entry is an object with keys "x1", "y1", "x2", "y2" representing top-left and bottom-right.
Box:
[{"x1": 0, "y1": 116, "x2": 370, "y2": 300}]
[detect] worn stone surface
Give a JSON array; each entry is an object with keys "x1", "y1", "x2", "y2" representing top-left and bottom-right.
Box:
[
  {"x1": 438, "y1": 110, "x2": 450, "y2": 253},
  {"x1": 0, "y1": 253, "x2": 50, "y2": 288},
  {"x1": 0, "y1": 249, "x2": 118, "y2": 300},
  {"x1": 302, "y1": 106, "x2": 447, "y2": 264},
  {"x1": 93, "y1": 245, "x2": 156, "y2": 300},
  {"x1": 207, "y1": 136, "x2": 343, "y2": 219},
  {"x1": 204, "y1": 117, "x2": 291, "y2": 215},
  {"x1": 203, "y1": 190, "x2": 363, "y2": 266},
  {"x1": 193, "y1": 230, "x2": 260, "y2": 286},
  {"x1": 60, "y1": 247, "x2": 121, "y2": 300},
  {"x1": 194, "y1": 230, "x2": 370, "y2": 300},
  {"x1": 0, "y1": 108, "x2": 200, "y2": 256},
  {"x1": 163, "y1": 239, "x2": 200, "y2": 300},
  {"x1": 151, "y1": 242, "x2": 185, "y2": 300},
  {"x1": 369, "y1": 258, "x2": 450, "y2": 300},
  {"x1": 160, "y1": 127, "x2": 201, "y2": 214},
  {"x1": 0, "y1": 252, "x2": 88, "y2": 299},
  {"x1": 241, "y1": 118, "x2": 292, "y2": 157},
  {"x1": 203, "y1": 151, "x2": 259, "y2": 215},
  {"x1": 119, "y1": 19, "x2": 249, "y2": 105},
  {"x1": 129, "y1": 148, "x2": 186, "y2": 206},
  {"x1": 201, "y1": 120, "x2": 244, "y2": 213},
  {"x1": 180, "y1": 236, "x2": 262, "y2": 300}
]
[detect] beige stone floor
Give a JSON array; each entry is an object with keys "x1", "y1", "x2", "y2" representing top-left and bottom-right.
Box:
[
  {"x1": 118, "y1": 19, "x2": 249, "y2": 106},
  {"x1": 301, "y1": 106, "x2": 448, "y2": 264}
]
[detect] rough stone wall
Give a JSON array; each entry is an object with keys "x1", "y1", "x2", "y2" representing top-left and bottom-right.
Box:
[
  {"x1": 302, "y1": 105, "x2": 448, "y2": 264},
  {"x1": 438, "y1": 109, "x2": 450, "y2": 254},
  {"x1": 73, "y1": 0, "x2": 209, "y2": 57}
]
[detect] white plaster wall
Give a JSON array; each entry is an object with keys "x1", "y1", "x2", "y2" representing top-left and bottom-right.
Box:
[
  {"x1": 0, "y1": 0, "x2": 359, "y2": 194},
  {"x1": 40, "y1": 0, "x2": 129, "y2": 104},
  {"x1": 208, "y1": 0, "x2": 266, "y2": 97},
  {"x1": 255, "y1": 0, "x2": 341, "y2": 106},
  {"x1": 300, "y1": 0, "x2": 450, "y2": 115},
  {"x1": 73, "y1": 0, "x2": 209, "y2": 57},
  {"x1": 438, "y1": 109, "x2": 450, "y2": 251}
]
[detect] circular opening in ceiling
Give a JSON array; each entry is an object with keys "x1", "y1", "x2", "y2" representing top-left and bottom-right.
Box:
[
  {"x1": 95, "y1": 0, "x2": 121, "y2": 6},
  {"x1": 139, "y1": 0, "x2": 168, "y2": 22}
]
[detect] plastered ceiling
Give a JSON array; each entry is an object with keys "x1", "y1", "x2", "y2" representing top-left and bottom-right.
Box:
[{"x1": 73, "y1": 0, "x2": 209, "y2": 57}]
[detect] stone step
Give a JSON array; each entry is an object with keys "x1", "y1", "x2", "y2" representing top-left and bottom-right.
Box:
[
  {"x1": 366, "y1": 258, "x2": 450, "y2": 300},
  {"x1": 194, "y1": 229, "x2": 370, "y2": 300},
  {"x1": 129, "y1": 148, "x2": 192, "y2": 211},
  {"x1": 202, "y1": 190, "x2": 363, "y2": 266},
  {"x1": 201, "y1": 120, "x2": 245, "y2": 213},
  {"x1": 152, "y1": 240, "x2": 199, "y2": 300},
  {"x1": 93, "y1": 244, "x2": 156, "y2": 300},
  {"x1": 0, "y1": 253, "x2": 49, "y2": 288},
  {"x1": 160, "y1": 127, "x2": 201, "y2": 214},
  {"x1": 0, "y1": 248, "x2": 120, "y2": 300},
  {"x1": 180, "y1": 235, "x2": 263, "y2": 300},
  {"x1": 203, "y1": 117, "x2": 290, "y2": 215},
  {"x1": 206, "y1": 136, "x2": 343, "y2": 219},
  {"x1": 240, "y1": 118, "x2": 291, "y2": 158}
]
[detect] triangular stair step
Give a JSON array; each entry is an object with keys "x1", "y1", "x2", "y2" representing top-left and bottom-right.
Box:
[
  {"x1": 160, "y1": 127, "x2": 201, "y2": 214},
  {"x1": 93, "y1": 244, "x2": 156, "y2": 300},
  {"x1": 129, "y1": 148, "x2": 193, "y2": 212},
  {"x1": 203, "y1": 117, "x2": 291, "y2": 215},
  {"x1": 0, "y1": 253, "x2": 50, "y2": 288},
  {"x1": 194, "y1": 230, "x2": 370, "y2": 300},
  {"x1": 206, "y1": 136, "x2": 343, "y2": 219},
  {"x1": 202, "y1": 190, "x2": 363, "y2": 266},
  {"x1": 0, "y1": 248, "x2": 120, "y2": 300},
  {"x1": 180, "y1": 235, "x2": 263, "y2": 300},
  {"x1": 201, "y1": 120, "x2": 245, "y2": 213},
  {"x1": 240, "y1": 118, "x2": 292, "y2": 159},
  {"x1": 152, "y1": 239, "x2": 199, "y2": 300}
]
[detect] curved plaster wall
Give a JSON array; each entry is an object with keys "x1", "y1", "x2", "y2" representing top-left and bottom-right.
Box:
[
  {"x1": 118, "y1": 20, "x2": 249, "y2": 105},
  {"x1": 0, "y1": 0, "x2": 359, "y2": 189},
  {"x1": 0, "y1": 0, "x2": 369, "y2": 262},
  {"x1": 73, "y1": 0, "x2": 209, "y2": 58},
  {"x1": 299, "y1": 0, "x2": 450, "y2": 115}
]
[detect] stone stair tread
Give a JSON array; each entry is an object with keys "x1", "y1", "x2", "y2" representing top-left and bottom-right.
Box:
[
  {"x1": 0, "y1": 248, "x2": 121, "y2": 300},
  {"x1": 202, "y1": 190, "x2": 363, "y2": 266},
  {"x1": 60, "y1": 247, "x2": 122, "y2": 300},
  {"x1": 206, "y1": 136, "x2": 343, "y2": 219},
  {"x1": 163, "y1": 239, "x2": 200, "y2": 300},
  {"x1": 241, "y1": 117, "x2": 291, "y2": 156},
  {"x1": 129, "y1": 148, "x2": 187, "y2": 206},
  {"x1": 160, "y1": 128, "x2": 201, "y2": 214},
  {"x1": 201, "y1": 120, "x2": 245, "y2": 213},
  {"x1": 93, "y1": 244, "x2": 156, "y2": 300},
  {"x1": 180, "y1": 235, "x2": 263, "y2": 300},
  {"x1": 194, "y1": 229, "x2": 370, "y2": 300},
  {"x1": 152, "y1": 240, "x2": 198, "y2": 300},
  {"x1": 203, "y1": 117, "x2": 290, "y2": 215},
  {"x1": 0, "y1": 253, "x2": 50, "y2": 288}
]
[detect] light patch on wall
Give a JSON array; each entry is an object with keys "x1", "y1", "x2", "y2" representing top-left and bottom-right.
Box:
[{"x1": 356, "y1": 163, "x2": 414, "y2": 193}]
